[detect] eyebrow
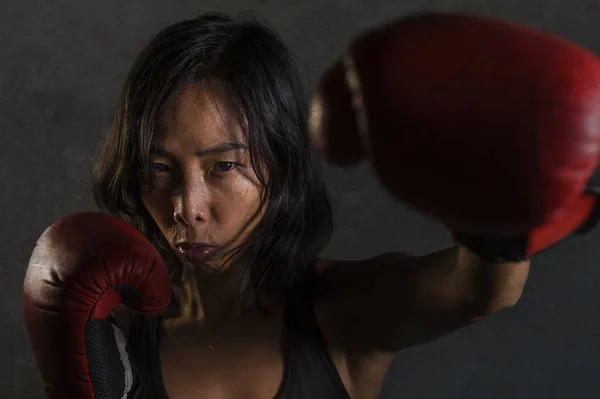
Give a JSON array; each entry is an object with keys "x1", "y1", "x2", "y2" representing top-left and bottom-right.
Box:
[{"x1": 152, "y1": 141, "x2": 248, "y2": 157}]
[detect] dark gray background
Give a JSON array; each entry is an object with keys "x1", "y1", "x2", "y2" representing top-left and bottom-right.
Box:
[{"x1": 2, "y1": 0, "x2": 600, "y2": 397}]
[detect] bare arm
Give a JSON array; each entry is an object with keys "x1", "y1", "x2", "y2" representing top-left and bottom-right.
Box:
[{"x1": 316, "y1": 245, "x2": 530, "y2": 354}]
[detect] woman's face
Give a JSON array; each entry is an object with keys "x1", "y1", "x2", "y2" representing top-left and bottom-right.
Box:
[{"x1": 141, "y1": 81, "x2": 263, "y2": 273}]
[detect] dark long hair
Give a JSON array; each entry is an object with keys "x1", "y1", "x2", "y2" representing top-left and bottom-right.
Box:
[{"x1": 92, "y1": 12, "x2": 333, "y2": 303}]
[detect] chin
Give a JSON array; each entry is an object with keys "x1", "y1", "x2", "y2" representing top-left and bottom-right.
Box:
[
  {"x1": 187, "y1": 255, "x2": 233, "y2": 275},
  {"x1": 198, "y1": 261, "x2": 230, "y2": 274}
]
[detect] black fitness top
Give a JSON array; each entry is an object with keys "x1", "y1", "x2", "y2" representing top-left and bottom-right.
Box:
[{"x1": 127, "y1": 290, "x2": 350, "y2": 399}]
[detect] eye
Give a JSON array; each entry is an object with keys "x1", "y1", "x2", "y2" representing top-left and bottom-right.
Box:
[
  {"x1": 213, "y1": 162, "x2": 237, "y2": 173},
  {"x1": 151, "y1": 162, "x2": 171, "y2": 173}
]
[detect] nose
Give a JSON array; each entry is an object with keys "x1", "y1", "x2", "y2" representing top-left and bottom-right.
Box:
[{"x1": 172, "y1": 178, "x2": 209, "y2": 226}]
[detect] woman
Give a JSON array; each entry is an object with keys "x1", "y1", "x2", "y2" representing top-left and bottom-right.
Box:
[{"x1": 91, "y1": 12, "x2": 529, "y2": 399}]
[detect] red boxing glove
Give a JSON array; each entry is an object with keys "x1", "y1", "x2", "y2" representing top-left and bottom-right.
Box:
[
  {"x1": 309, "y1": 12, "x2": 600, "y2": 252},
  {"x1": 23, "y1": 212, "x2": 172, "y2": 398}
]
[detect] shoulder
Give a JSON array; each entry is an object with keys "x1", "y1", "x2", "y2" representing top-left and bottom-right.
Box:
[
  {"x1": 313, "y1": 253, "x2": 415, "y2": 335},
  {"x1": 314, "y1": 252, "x2": 414, "y2": 290}
]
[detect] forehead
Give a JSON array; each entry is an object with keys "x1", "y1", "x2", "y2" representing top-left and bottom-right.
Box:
[{"x1": 159, "y1": 81, "x2": 246, "y2": 147}]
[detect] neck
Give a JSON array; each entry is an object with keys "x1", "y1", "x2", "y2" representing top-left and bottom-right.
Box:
[{"x1": 173, "y1": 260, "x2": 278, "y2": 326}]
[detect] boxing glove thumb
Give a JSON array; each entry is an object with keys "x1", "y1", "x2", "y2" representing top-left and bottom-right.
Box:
[{"x1": 23, "y1": 212, "x2": 173, "y2": 398}]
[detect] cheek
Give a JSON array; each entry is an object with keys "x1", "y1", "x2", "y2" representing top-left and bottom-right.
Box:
[
  {"x1": 141, "y1": 191, "x2": 173, "y2": 229},
  {"x1": 219, "y1": 174, "x2": 263, "y2": 221}
]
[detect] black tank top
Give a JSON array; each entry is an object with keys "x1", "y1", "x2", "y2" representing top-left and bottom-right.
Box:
[{"x1": 127, "y1": 291, "x2": 350, "y2": 399}]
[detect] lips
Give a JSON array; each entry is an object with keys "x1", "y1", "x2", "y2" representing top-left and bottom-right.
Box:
[{"x1": 176, "y1": 242, "x2": 216, "y2": 263}]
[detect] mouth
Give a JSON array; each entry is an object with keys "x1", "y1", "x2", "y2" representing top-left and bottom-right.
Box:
[{"x1": 175, "y1": 241, "x2": 217, "y2": 263}]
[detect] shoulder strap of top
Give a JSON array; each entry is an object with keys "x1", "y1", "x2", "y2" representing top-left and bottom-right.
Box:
[{"x1": 279, "y1": 288, "x2": 350, "y2": 399}]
